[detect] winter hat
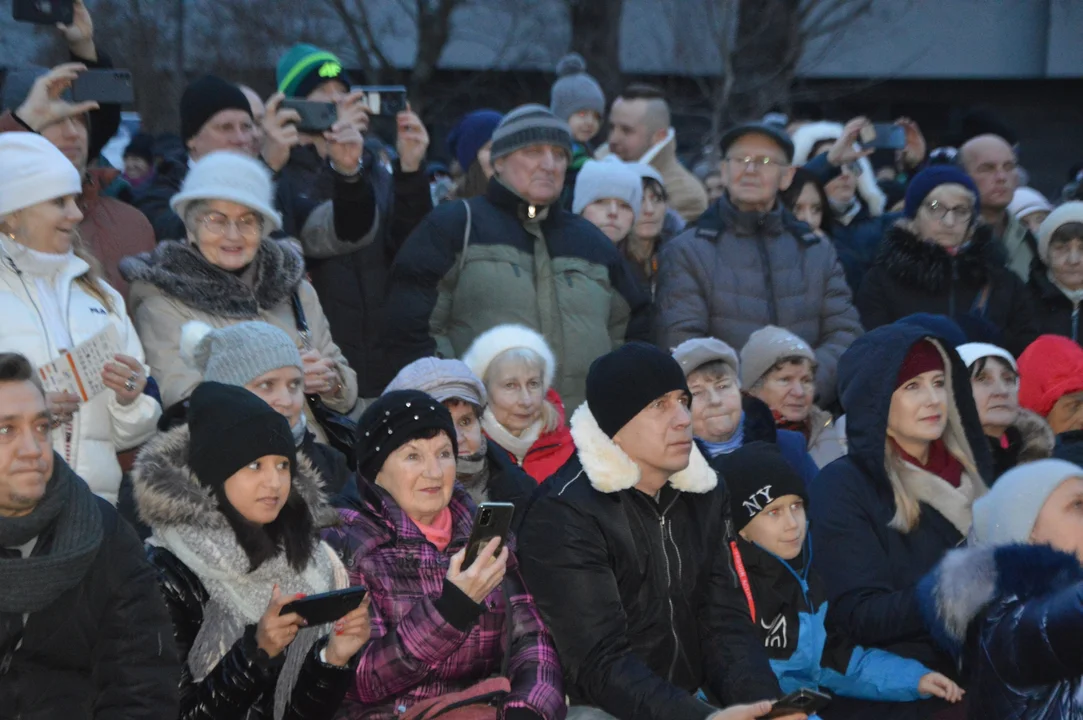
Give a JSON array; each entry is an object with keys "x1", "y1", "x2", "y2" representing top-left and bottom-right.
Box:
[
  {"x1": 123, "y1": 132, "x2": 155, "y2": 163},
  {"x1": 896, "y1": 339, "x2": 945, "y2": 388},
  {"x1": 383, "y1": 357, "x2": 487, "y2": 408},
  {"x1": 446, "y1": 110, "x2": 503, "y2": 173},
  {"x1": 0, "y1": 132, "x2": 82, "y2": 218},
  {"x1": 720, "y1": 442, "x2": 809, "y2": 533},
  {"x1": 355, "y1": 390, "x2": 457, "y2": 482},
  {"x1": 904, "y1": 165, "x2": 980, "y2": 220},
  {"x1": 897, "y1": 314, "x2": 968, "y2": 349},
  {"x1": 1008, "y1": 187, "x2": 1053, "y2": 221},
  {"x1": 790, "y1": 121, "x2": 886, "y2": 216},
  {"x1": 489, "y1": 104, "x2": 572, "y2": 162},
  {"x1": 671, "y1": 337, "x2": 740, "y2": 379},
  {"x1": 956, "y1": 343, "x2": 1017, "y2": 373},
  {"x1": 739, "y1": 326, "x2": 816, "y2": 389},
  {"x1": 1018, "y1": 335, "x2": 1083, "y2": 418},
  {"x1": 719, "y1": 122, "x2": 795, "y2": 163},
  {"x1": 550, "y1": 53, "x2": 606, "y2": 122},
  {"x1": 462, "y1": 324, "x2": 557, "y2": 390},
  {"x1": 179, "y1": 320, "x2": 302, "y2": 386},
  {"x1": 586, "y1": 342, "x2": 690, "y2": 439},
  {"x1": 1037, "y1": 201, "x2": 1083, "y2": 264},
  {"x1": 187, "y1": 381, "x2": 296, "y2": 490},
  {"x1": 276, "y1": 43, "x2": 351, "y2": 98},
  {"x1": 572, "y1": 159, "x2": 644, "y2": 220},
  {"x1": 970, "y1": 458, "x2": 1083, "y2": 547},
  {"x1": 169, "y1": 151, "x2": 282, "y2": 233},
  {"x1": 179, "y1": 75, "x2": 252, "y2": 144},
  {"x1": 629, "y1": 161, "x2": 664, "y2": 187}
]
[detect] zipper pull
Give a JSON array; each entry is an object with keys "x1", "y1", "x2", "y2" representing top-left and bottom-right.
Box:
[{"x1": 527, "y1": 204, "x2": 537, "y2": 219}]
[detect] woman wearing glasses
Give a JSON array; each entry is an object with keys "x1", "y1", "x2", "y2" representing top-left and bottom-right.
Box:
[
  {"x1": 855, "y1": 165, "x2": 1039, "y2": 356},
  {"x1": 122, "y1": 151, "x2": 358, "y2": 440}
]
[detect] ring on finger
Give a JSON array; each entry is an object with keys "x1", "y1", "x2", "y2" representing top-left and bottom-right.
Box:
[{"x1": 124, "y1": 380, "x2": 135, "y2": 391}]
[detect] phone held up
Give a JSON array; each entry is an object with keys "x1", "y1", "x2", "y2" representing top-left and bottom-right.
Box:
[
  {"x1": 462, "y1": 502, "x2": 515, "y2": 571},
  {"x1": 762, "y1": 688, "x2": 832, "y2": 719},
  {"x1": 13, "y1": 0, "x2": 74, "y2": 25},
  {"x1": 859, "y1": 123, "x2": 906, "y2": 151},
  {"x1": 355, "y1": 85, "x2": 408, "y2": 116},
  {"x1": 71, "y1": 70, "x2": 135, "y2": 105},
  {"x1": 280, "y1": 99, "x2": 338, "y2": 134}
]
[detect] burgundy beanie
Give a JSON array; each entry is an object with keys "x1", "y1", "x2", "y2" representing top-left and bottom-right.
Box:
[{"x1": 896, "y1": 340, "x2": 945, "y2": 389}]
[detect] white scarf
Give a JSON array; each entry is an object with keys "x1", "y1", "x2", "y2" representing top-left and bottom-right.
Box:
[{"x1": 481, "y1": 407, "x2": 543, "y2": 463}]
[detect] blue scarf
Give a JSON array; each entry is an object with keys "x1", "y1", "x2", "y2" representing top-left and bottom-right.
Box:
[{"x1": 699, "y1": 412, "x2": 745, "y2": 457}]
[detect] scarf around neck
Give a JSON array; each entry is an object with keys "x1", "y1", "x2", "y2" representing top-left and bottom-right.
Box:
[
  {"x1": 412, "y1": 507, "x2": 453, "y2": 551},
  {"x1": 482, "y1": 407, "x2": 543, "y2": 464},
  {"x1": 891, "y1": 437, "x2": 964, "y2": 488},
  {"x1": 700, "y1": 412, "x2": 746, "y2": 457},
  {"x1": 292, "y1": 413, "x2": 308, "y2": 447}
]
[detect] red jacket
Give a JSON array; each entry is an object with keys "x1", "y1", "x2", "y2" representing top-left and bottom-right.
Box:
[{"x1": 495, "y1": 388, "x2": 575, "y2": 484}]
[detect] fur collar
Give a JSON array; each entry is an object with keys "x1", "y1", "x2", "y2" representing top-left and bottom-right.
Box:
[
  {"x1": 119, "y1": 238, "x2": 304, "y2": 318},
  {"x1": 876, "y1": 221, "x2": 998, "y2": 293},
  {"x1": 1013, "y1": 409, "x2": 1056, "y2": 464},
  {"x1": 133, "y1": 425, "x2": 337, "y2": 531},
  {"x1": 919, "y1": 543, "x2": 1083, "y2": 655},
  {"x1": 569, "y1": 403, "x2": 717, "y2": 494},
  {"x1": 892, "y1": 461, "x2": 983, "y2": 536}
]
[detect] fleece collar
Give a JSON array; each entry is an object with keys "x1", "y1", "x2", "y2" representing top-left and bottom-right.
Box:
[{"x1": 569, "y1": 402, "x2": 717, "y2": 494}]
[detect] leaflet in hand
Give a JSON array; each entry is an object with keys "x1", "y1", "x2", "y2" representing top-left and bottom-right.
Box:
[{"x1": 37, "y1": 325, "x2": 122, "y2": 402}]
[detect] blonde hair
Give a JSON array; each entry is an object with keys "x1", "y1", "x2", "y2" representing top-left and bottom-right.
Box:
[
  {"x1": 71, "y1": 229, "x2": 115, "y2": 313},
  {"x1": 485, "y1": 347, "x2": 562, "y2": 433}
]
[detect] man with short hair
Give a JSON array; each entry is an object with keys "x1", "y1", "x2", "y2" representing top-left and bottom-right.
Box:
[
  {"x1": 656, "y1": 123, "x2": 863, "y2": 407},
  {"x1": 0, "y1": 352, "x2": 179, "y2": 718},
  {"x1": 959, "y1": 133, "x2": 1036, "y2": 280},
  {"x1": 518, "y1": 342, "x2": 797, "y2": 720},
  {"x1": 603, "y1": 84, "x2": 708, "y2": 222}
]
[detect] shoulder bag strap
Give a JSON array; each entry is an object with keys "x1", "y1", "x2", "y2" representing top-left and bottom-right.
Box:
[
  {"x1": 458, "y1": 199, "x2": 472, "y2": 275},
  {"x1": 289, "y1": 292, "x2": 312, "y2": 351}
]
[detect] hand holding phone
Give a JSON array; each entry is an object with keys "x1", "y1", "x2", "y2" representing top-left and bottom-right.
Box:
[
  {"x1": 280, "y1": 586, "x2": 368, "y2": 626},
  {"x1": 13, "y1": 0, "x2": 74, "y2": 25},
  {"x1": 280, "y1": 98, "x2": 337, "y2": 134},
  {"x1": 448, "y1": 537, "x2": 508, "y2": 604},
  {"x1": 762, "y1": 688, "x2": 830, "y2": 718},
  {"x1": 71, "y1": 70, "x2": 134, "y2": 105},
  {"x1": 859, "y1": 123, "x2": 906, "y2": 151},
  {"x1": 356, "y1": 85, "x2": 408, "y2": 116},
  {"x1": 13, "y1": 63, "x2": 99, "y2": 132}
]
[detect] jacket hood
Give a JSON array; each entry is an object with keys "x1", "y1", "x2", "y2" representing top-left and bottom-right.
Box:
[
  {"x1": 569, "y1": 402, "x2": 716, "y2": 494},
  {"x1": 119, "y1": 238, "x2": 305, "y2": 318},
  {"x1": 875, "y1": 221, "x2": 1000, "y2": 294},
  {"x1": 790, "y1": 121, "x2": 886, "y2": 216},
  {"x1": 133, "y1": 424, "x2": 337, "y2": 531},
  {"x1": 918, "y1": 543, "x2": 1083, "y2": 656}
]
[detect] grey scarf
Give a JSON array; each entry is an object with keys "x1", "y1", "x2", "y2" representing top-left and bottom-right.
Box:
[
  {"x1": 0, "y1": 456, "x2": 102, "y2": 614},
  {"x1": 456, "y1": 437, "x2": 491, "y2": 506}
]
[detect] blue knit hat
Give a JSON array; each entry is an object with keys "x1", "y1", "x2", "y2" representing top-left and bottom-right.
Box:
[
  {"x1": 446, "y1": 110, "x2": 503, "y2": 172},
  {"x1": 904, "y1": 165, "x2": 981, "y2": 219}
]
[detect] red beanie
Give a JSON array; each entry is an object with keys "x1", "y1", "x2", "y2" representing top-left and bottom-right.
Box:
[
  {"x1": 896, "y1": 340, "x2": 945, "y2": 389},
  {"x1": 1018, "y1": 335, "x2": 1083, "y2": 417}
]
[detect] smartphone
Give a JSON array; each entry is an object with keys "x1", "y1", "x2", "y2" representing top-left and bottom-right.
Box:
[
  {"x1": 71, "y1": 70, "x2": 134, "y2": 105},
  {"x1": 355, "y1": 85, "x2": 408, "y2": 116},
  {"x1": 280, "y1": 98, "x2": 337, "y2": 134},
  {"x1": 280, "y1": 586, "x2": 367, "y2": 625},
  {"x1": 762, "y1": 688, "x2": 832, "y2": 718},
  {"x1": 12, "y1": 0, "x2": 74, "y2": 25},
  {"x1": 462, "y1": 502, "x2": 515, "y2": 570},
  {"x1": 859, "y1": 123, "x2": 906, "y2": 151}
]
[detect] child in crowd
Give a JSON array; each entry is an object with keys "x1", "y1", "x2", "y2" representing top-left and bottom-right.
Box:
[
  {"x1": 572, "y1": 159, "x2": 642, "y2": 245},
  {"x1": 718, "y1": 442, "x2": 965, "y2": 719},
  {"x1": 551, "y1": 52, "x2": 606, "y2": 207}
]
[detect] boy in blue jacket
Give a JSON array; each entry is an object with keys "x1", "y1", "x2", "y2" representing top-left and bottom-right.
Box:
[{"x1": 718, "y1": 442, "x2": 964, "y2": 719}]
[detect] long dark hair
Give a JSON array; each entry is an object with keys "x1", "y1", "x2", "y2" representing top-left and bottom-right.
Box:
[
  {"x1": 213, "y1": 481, "x2": 316, "y2": 573},
  {"x1": 781, "y1": 167, "x2": 834, "y2": 235}
]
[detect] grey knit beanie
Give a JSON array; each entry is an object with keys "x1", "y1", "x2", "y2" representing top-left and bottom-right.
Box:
[
  {"x1": 970, "y1": 459, "x2": 1083, "y2": 547},
  {"x1": 671, "y1": 337, "x2": 740, "y2": 379},
  {"x1": 550, "y1": 53, "x2": 606, "y2": 122},
  {"x1": 490, "y1": 104, "x2": 573, "y2": 162},
  {"x1": 180, "y1": 320, "x2": 303, "y2": 386},
  {"x1": 572, "y1": 159, "x2": 643, "y2": 221},
  {"x1": 383, "y1": 357, "x2": 487, "y2": 408},
  {"x1": 739, "y1": 325, "x2": 817, "y2": 388}
]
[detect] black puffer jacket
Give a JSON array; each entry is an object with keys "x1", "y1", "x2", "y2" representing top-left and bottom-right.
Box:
[
  {"x1": 856, "y1": 222, "x2": 1040, "y2": 356},
  {"x1": 1027, "y1": 265, "x2": 1082, "y2": 343},
  {"x1": 517, "y1": 404, "x2": 780, "y2": 720}
]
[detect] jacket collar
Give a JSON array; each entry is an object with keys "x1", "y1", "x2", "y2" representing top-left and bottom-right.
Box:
[
  {"x1": 876, "y1": 220, "x2": 997, "y2": 292},
  {"x1": 485, "y1": 176, "x2": 560, "y2": 228},
  {"x1": 697, "y1": 193, "x2": 788, "y2": 238},
  {"x1": 640, "y1": 127, "x2": 676, "y2": 166},
  {"x1": 569, "y1": 403, "x2": 717, "y2": 494},
  {"x1": 343, "y1": 476, "x2": 476, "y2": 548}
]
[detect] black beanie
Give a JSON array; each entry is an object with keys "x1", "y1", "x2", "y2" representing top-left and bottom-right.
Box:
[
  {"x1": 717, "y1": 442, "x2": 809, "y2": 533},
  {"x1": 356, "y1": 390, "x2": 458, "y2": 481},
  {"x1": 124, "y1": 132, "x2": 155, "y2": 163},
  {"x1": 187, "y1": 382, "x2": 296, "y2": 489},
  {"x1": 180, "y1": 75, "x2": 253, "y2": 143},
  {"x1": 586, "y1": 342, "x2": 690, "y2": 438}
]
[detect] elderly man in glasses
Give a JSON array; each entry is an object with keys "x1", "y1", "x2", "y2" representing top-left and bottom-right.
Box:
[{"x1": 656, "y1": 122, "x2": 863, "y2": 408}]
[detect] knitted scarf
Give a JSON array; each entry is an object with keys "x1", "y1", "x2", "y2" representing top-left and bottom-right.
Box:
[
  {"x1": 481, "y1": 408, "x2": 542, "y2": 464},
  {"x1": 456, "y1": 436, "x2": 491, "y2": 507}
]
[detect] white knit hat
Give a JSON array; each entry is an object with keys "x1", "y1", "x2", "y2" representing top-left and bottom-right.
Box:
[
  {"x1": 790, "y1": 121, "x2": 886, "y2": 217},
  {"x1": 971, "y1": 459, "x2": 1083, "y2": 547},
  {"x1": 462, "y1": 324, "x2": 557, "y2": 390},
  {"x1": 170, "y1": 150, "x2": 282, "y2": 234},
  {"x1": 1007, "y1": 187, "x2": 1053, "y2": 221},
  {"x1": 0, "y1": 132, "x2": 82, "y2": 218},
  {"x1": 1037, "y1": 201, "x2": 1083, "y2": 264},
  {"x1": 956, "y1": 342, "x2": 1017, "y2": 372},
  {"x1": 573, "y1": 159, "x2": 644, "y2": 221}
]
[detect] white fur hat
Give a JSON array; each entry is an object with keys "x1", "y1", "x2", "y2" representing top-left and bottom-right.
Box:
[
  {"x1": 170, "y1": 150, "x2": 282, "y2": 234},
  {"x1": 462, "y1": 324, "x2": 557, "y2": 390},
  {"x1": 0, "y1": 132, "x2": 82, "y2": 217},
  {"x1": 1007, "y1": 187, "x2": 1053, "y2": 221},
  {"x1": 790, "y1": 121, "x2": 886, "y2": 217}
]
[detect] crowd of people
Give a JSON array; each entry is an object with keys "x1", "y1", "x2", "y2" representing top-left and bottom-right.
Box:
[{"x1": 4, "y1": 4, "x2": 1083, "y2": 719}]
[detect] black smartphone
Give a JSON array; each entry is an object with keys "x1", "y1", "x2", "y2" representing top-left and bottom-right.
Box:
[
  {"x1": 462, "y1": 502, "x2": 515, "y2": 570},
  {"x1": 859, "y1": 123, "x2": 906, "y2": 151},
  {"x1": 762, "y1": 688, "x2": 832, "y2": 718},
  {"x1": 71, "y1": 70, "x2": 134, "y2": 105},
  {"x1": 355, "y1": 85, "x2": 408, "y2": 116},
  {"x1": 280, "y1": 586, "x2": 367, "y2": 625},
  {"x1": 280, "y1": 98, "x2": 338, "y2": 134},
  {"x1": 13, "y1": 0, "x2": 74, "y2": 25}
]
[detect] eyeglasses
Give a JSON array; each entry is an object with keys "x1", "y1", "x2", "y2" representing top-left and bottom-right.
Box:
[
  {"x1": 198, "y1": 212, "x2": 263, "y2": 239},
  {"x1": 725, "y1": 155, "x2": 787, "y2": 172},
  {"x1": 921, "y1": 200, "x2": 973, "y2": 224}
]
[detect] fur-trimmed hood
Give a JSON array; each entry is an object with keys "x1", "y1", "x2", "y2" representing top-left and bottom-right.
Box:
[
  {"x1": 119, "y1": 238, "x2": 305, "y2": 318},
  {"x1": 568, "y1": 402, "x2": 716, "y2": 494},
  {"x1": 133, "y1": 424, "x2": 338, "y2": 531},
  {"x1": 874, "y1": 221, "x2": 999, "y2": 294}
]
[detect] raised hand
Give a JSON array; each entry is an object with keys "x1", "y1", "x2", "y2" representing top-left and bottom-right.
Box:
[
  {"x1": 57, "y1": 0, "x2": 96, "y2": 61},
  {"x1": 396, "y1": 105, "x2": 429, "y2": 173},
  {"x1": 15, "y1": 63, "x2": 99, "y2": 132},
  {"x1": 261, "y1": 93, "x2": 302, "y2": 172},
  {"x1": 826, "y1": 116, "x2": 874, "y2": 168}
]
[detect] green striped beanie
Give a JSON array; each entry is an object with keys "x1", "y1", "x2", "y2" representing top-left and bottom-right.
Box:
[{"x1": 276, "y1": 43, "x2": 351, "y2": 98}]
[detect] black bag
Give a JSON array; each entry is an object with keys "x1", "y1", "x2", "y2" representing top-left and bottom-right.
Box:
[{"x1": 290, "y1": 293, "x2": 359, "y2": 469}]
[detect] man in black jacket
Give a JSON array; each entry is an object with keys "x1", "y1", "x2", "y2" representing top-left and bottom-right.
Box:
[
  {"x1": 0, "y1": 353, "x2": 179, "y2": 719},
  {"x1": 518, "y1": 343, "x2": 795, "y2": 720}
]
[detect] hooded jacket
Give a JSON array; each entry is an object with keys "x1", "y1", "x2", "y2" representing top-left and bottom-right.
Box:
[
  {"x1": 322, "y1": 480, "x2": 566, "y2": 720},
  {"x1": 656, "y1": 195, "x2": 863, "y2": 408},
  {"x1": 809, "y1": 323, "x2": 993, "y2": 677},
  {"x1": 517, "y1": 404, "x2": 781, "y2": 720},
  {"x1": 136, "y1": 425, "x2": 349, "y2": 720},
  {"x1": 856, "y1": 222, "x2": 1040, "y2": 356},
  {"x1": 1028, "y1": 264, "x2": 1083, "y2": 343},
  {"x1": 919, "y1": 544, "x2": 1083, "y2": 719}
]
